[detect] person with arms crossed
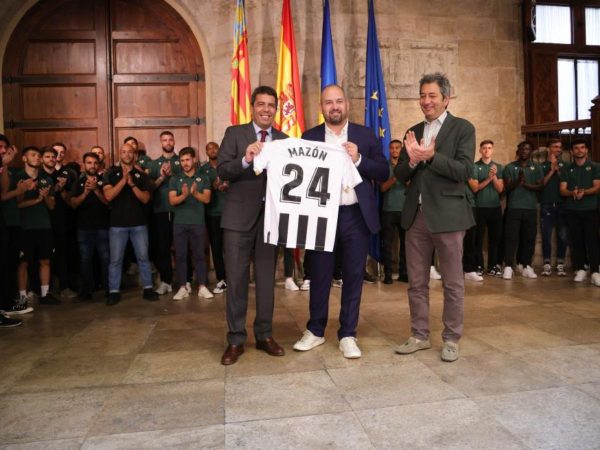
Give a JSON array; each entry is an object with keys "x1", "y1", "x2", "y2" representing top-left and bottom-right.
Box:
[
  {"x1": 292, "y1": 84, "x2": 388, "y2": 359},
  {"x1": 394, "y1": 72, "x2": 475, "y2": 363},
  {"x1": 217, "y1": 86, "x2": 287, "y2": 365}
]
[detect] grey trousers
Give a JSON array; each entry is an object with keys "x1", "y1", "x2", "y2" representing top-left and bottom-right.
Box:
[
  {"x1": 405, "y1": 210, "x2": 466, "y2": 342},
  {"x1": 223, "y1": 214, "x2": 277, "y2": 345}
]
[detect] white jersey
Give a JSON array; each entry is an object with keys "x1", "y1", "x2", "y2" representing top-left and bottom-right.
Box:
[{"x1": 254, "y1": 137, "x2": 362, "y2": 252}]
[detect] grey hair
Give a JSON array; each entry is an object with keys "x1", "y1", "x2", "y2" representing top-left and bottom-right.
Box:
[{"x1": 419, "y1": 72, "x2": 451, "y2": 98}]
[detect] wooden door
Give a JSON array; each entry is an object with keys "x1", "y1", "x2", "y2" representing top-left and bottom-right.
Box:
[{"x1": 2, "y1": 0, "x2": 205, "y2": 165}]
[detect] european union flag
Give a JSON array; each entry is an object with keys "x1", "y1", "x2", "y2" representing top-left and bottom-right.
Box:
[
  {"x1": 320, "y1": 0, "x2": 337, "y2": 89},
  {"x1": 364, "y1": 0, "x2": 390, "y2": 263}
]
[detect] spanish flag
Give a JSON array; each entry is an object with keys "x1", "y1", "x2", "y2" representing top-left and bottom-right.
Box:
[
  {"x1": 230, "y1": 0, "x2": 252, "y2": 125},
  {"x1": 274, "y1": 0, "x2": 305, "y2": 138}
]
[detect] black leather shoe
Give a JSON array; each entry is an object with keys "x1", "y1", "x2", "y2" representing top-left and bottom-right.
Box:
[
  {"x1": 383, "y1": 276, "x2": 393, "y2": 284},
  {"x1": 221, "y1": 344, "x2": 245, "y2": 365},
  {"x1": 363, "y1": 272, "x2": 377, "y2": 283},
  {"x1": 143, "y1": 288, "x2": 159, "y2": 301},
  {"x1": 106, "y1": 292, "x2": 121, "y2": 306},
  {"x1": 397, "y1": 273, "x2": 409, "y2": 283},
  {"x1": 256, "y1": 337, "x2": 285, "y2": 356}
]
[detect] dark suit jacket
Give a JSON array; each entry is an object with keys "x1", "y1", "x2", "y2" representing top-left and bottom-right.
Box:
[
  {"x1": 302, "y1": 122, "x2": 388, "y2": 234},
  {"x1": 395, "y1": 112, "x2": 476, "y2": 233},
  {"x1": 218, "y1": 122, "x2": 287, "y2": 232}
]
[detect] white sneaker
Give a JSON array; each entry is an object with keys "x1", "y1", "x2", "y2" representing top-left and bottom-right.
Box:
[
  {"x1": 574, "y1": 270, "x2": 587, "y2": 282},
  {"x1": 556, "y1": 264, "x2": 566, "y2": 276},
  {"x1": 464, "y1": 271, "x2": 483, "y2": 281},
  {"x1": 502, "y1": 266, "x2": 513, "y2": 280},
  {"x1": 155, "y1": 281, "x2": 172, "y2": 295},
  {"x1": 293, "y1": 330, "x2": 325, "y2": 351},
  {"x1": 430, "y1": 266, "x2": 442, "y2": 280},
  {"x1": 198, "y1": 285, "x2": 214, "y2": 299},
  {"x1": 332, "y1": 279, "x2": 343, "y2": 288},
  {"x1": 516, "y1": 264, "x2": 524, "y2": 274},
  {"x1": 591, "y1": 272, "x2": 600, "y2": 287},
  {"x1": 285, "y1": 277, "x2": 299, "y2": 291},
  {"x1": 339, "y1": 337, "x2": 361, "y2": 359},
  {"x1": 542, "y1": 263, "x2": 552, "y2": 276},
  {"x1": 213, "y1": 280, "x2": 227, "y2": 294},
  {"x1": 300, "y1": 279, "x2": 310, "y2": 291},
  {"x1": 522, "y1": 266, "x2": 537, "y2": 279},
  {"x1": 185, "y1": 282, "x2": 192, "y2": 294},
  {"x1": 172, "y1": 286, "x2": 189, "y2": 301}
]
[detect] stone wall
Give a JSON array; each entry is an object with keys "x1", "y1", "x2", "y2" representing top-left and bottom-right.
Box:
[{"x1": 0, "y1": 0, "x2": 525, "y2": 163}]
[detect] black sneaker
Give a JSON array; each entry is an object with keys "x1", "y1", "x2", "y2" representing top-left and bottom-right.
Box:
[
  {"x1": 4, "y1": 301, "x2": 34, "y2": 316},
  {"x1": 383, "y1": 275, "x2": 393, "y2": 284},
  {"x1": 0, "y1": 313, "x2": 22, "y2": 328},
  {"x1": 476, "y1": 266, "x2": 484, "y2": 276},
  {"x1": 107, "y1": 292, "x2": 121, "y2": 306},
  {"x1": 76, "y1": 292, "x2": 93, "y2": 303},
  {"x1": 363, "y1": 272, "x2": 377, "y2": 284},
  {"x1": 143, "y1": 288, "x2": 159, "y2": 301},
  {"x1": 397, "y1": 272, "x2": 409, "y2": 283},
  {"x1": 39, "y1": 293, "x2": 61, "y2": 305}
]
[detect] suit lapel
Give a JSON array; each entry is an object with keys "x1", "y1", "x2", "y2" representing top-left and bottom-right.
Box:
[
  {"x1": 243, "y1": 122, "x2": 258, "y2": 143},
  {"x1": 433, "y1": 112, "x2": 455, "y2": 151}
]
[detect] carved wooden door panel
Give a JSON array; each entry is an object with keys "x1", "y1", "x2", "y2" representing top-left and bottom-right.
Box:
[{"x1": 3, "y1": 0, "x2": 205, "y2": 164}]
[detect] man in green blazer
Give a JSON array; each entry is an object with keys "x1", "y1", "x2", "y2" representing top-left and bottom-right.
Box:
[{"x1": 394, "y1": 72, "x2": 475, "y2": 362}]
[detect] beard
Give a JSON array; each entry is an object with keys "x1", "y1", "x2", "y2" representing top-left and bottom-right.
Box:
[
  {"x1": 162, "y1": 145, "x2": 175, "y2": 153},
  {"x1": 325, "y1": 110, "x2": 345, "y2": 125}
]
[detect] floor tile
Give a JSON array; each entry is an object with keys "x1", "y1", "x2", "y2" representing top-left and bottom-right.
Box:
[
  {"x1": 476, "y1": 386, "x2": 600, "y2": 449},
  {"x1": 357, "y1": 398, "x2": 527, "y2": 450},
  {"x1": 468, "y1": 323, "x2": 575, "y2": 351},
  {"x1": 225, "y1": 412, "x2": 373, "y2": 450},
  {"x1": 225, "y1": 371, "x2": 351, "y2": 423}
]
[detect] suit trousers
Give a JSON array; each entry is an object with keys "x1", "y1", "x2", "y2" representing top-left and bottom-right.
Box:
[
  {"x1": 224, "y1": 212, "x2": 277, "y2": 345},
  {"x1": 307, "y1": 204, "x2": 369, "y2": 340},
  {"x1": 406, "y1": 209, "x2": 465, "y2": 342}
]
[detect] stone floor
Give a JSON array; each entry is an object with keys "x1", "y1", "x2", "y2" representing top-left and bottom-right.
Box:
[{"x1": 1, "y1": 274, "x2": 600, "y2": 449}]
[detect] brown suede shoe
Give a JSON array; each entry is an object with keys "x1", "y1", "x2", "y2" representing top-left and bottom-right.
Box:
[
  {"x1": 221, "y1": 344, "x2": 244, "y2": 365},
  {"x1": 256, "y1": 337, "x2": 285, "y2": 356}
]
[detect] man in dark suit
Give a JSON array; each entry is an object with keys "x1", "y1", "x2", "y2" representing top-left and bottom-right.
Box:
[
  {"x1": 217, "y1": 86, "x2": 288, "y2": 365},
  {"x1": 293, "y1": 84, "x2": 388, "y2": 359},
  {"x1": 394, "y1": 73, "x2": 475, "y2": 362}
]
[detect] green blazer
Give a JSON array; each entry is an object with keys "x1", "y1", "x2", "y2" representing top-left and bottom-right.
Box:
[{"x1": 395, "y1": 112, "x2": 476, "y2": 233}]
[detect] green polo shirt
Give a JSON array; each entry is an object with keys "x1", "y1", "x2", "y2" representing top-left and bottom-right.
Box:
[
  {"x1": 148, "y1": 155, "x2": 182, "y2": 213},
  {"x1": 201, "y1": 162, "x2": 226, "y2": 217},
  {"x1": 168, "y1": 169, "x2": 211, "y2": 225},
  {"x1": 560, "y1": 160, "x2": 600, "y2": 211},
  {"x1": 12, "y1": 169, "x2": 54, "y2": 230},
  {"x1": 504, "y1": 161, "x2": 543, "y2": 210},
  {"x1": 472, "y1": 160, "x2": 503, "y2": 207},
  {"x1": 137, "y1": 153, "x2": 152, "y2": 171},
  {"x1": 540, "y1": 161, "x2": 566, "y2": 204},
  {"x1": 382, "y1": 164, "x2": 405, "y2": 212},
  {"x1": 1, "y1": 169, "x2": 20, "y2": 227}
]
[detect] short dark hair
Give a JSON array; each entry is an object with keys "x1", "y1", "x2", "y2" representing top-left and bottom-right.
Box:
[
  {"x1": 547, "y1": 138, "x2": 562, "y2": 147},
  {"x1": 0, "y1": 133, "x2": 10, "y2": 147},
  {"x1": 159, "y1": 130, "x2": 174, "y2": 138},
  {"x1": 83, "y1": 152, "x2": 99, "y2": 162},
  {"x1": 517, "y1": 140, "x2": 534, "y2": 151},
  {"x1": 179, "y1": 146, "x2": 196, "y2": 158},
  {"x1": 571, "y1": 138, "x2": 589, "y2": 149},
  {"x1": 52, "y1": 142, "x2": 67, "y2": 151},
  {"x1": 251, "y1": 86, "x2": 278, "y2": 109},
  {"x1": 23, "y1": 145, "x2": 41, "y2": 156},
  {"x1": 124, "y1": 136, "x2": 138, "y2": 146},
  {"x1": 91, "y1": 145, "x2": 104, "y2": 152},
  {"x1": 42, "y1": 146, "x2": 58, "y2": 157},
  {"x1": 206, "y1": 141, "x2": 219, "y2": 149},
  {"x1": 419, "y1": 72, "x2": 451, "y2": 98},
  {"x1": 389, "y1": 139, "x2": 402, "y2": 146},
  {"x1": 480, "y1": 140, "x2": 494, "y2": 147}
]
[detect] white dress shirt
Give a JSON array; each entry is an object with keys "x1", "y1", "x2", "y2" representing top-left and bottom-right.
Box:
[
  {"x1": 324, "y1": 121, "x2": 361, "y2": 205},
  {"x1": 242, "y1": 122, "x2": 273, "y2": 168}
]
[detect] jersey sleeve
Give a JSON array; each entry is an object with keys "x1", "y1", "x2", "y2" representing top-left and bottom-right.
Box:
[{"x1": 168, "y1": 177, "x2": 178, "y2": 192}]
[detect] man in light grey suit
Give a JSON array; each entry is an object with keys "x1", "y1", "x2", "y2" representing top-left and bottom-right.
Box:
[
  {"x1": 217, "y1": 86, "x2": 288, "y2": 365},
  {"x1": 394, "y1": 73, "x2": 475, "y2": 362}
]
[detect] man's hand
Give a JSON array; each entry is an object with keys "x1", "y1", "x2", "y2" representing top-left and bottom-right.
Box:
[
  {"x1": 160, "y1": 162, "x2": 172, "y2": 177},
  {"x1": 488, "y1": 164, "x2": 497, "y2": 179},
  {"x1": 181, "y1": 182, "x2": 190, "y2": 197},
  {"x1": 575, "y1": 187, "x2": 584, "y2": 200},
  {"x1": 18, "y1": 178, "x2": 36, "y2": 194},
  {"x1": 404, "y1": 130, "x2": 435, "y2": 165},
  {"x1": 342, "y1": 142, "x2": 359, "y2": 163},
  {"x1": 56, "y1": 176, "x2": 67, "y2": 191},
  {"x1": 518, "y1": 169, "x2": 525, "y2": 185},
  {"x1": 190, "y1": 182, "x2": 197, "y2": 195},
  {"x1": 244, "y1": 141, "x2": 263, "y2": 164},
  {"x1": 85, "y1": 177, "x2": 97, "y2": 192},
  {"x1": 39, "y1": 186, "x2": 50, "y2": 199}
]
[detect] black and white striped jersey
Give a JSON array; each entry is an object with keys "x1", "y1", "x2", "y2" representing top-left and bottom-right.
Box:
[{"x1": 254, "y1": 137, "x2": 362, "y2": 252}]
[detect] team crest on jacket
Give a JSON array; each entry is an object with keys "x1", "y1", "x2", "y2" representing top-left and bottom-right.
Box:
[
  {"x1": 195, "y1": 177, "x2": 202, "y2": 182},
  {"x1": 134, "y1": 173, "x2": 140, "y2": 178}
]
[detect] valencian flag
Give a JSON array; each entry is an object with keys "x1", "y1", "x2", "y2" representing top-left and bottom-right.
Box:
[
  {"x1": 365, "y1": 0, "x2": 391, "y2": 262},
  {"x1": 230, "y1": 0, "x2": 252, "y2": 125},
  {"x1": 318, "y1": 0, "x2": 337, "y2": 124},
  {"x1": 275, "y1": 0, "x2": 305, "y2": 138}
]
